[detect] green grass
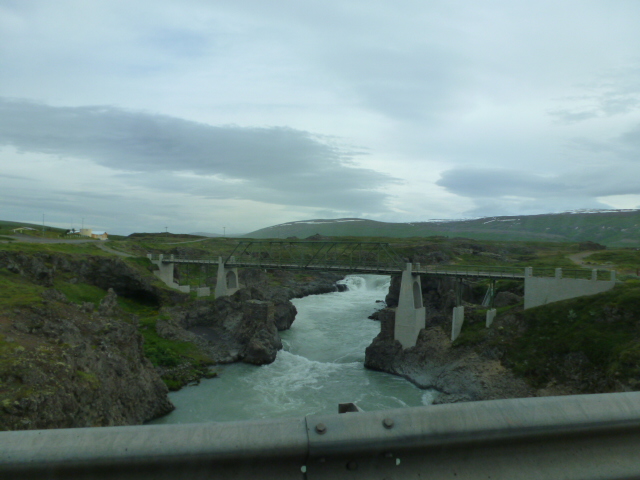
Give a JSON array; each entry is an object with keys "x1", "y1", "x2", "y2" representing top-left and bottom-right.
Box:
[
  {"x1": 138, "y1": 315, "x2": 215, "y2": 390},
  {"x1": 0, "y1": 241, "x2": 109, "y2": 256},
  {"x1": 586, "y1": 249, "x2": 640, "y2": 273},
  {"x1": 507, "y1": 281, "x2": 640, "y2": 388},
  {"x1": 0, "y1": 268, "x2": 45, "y2": 309},
  {"x1": 55, "y1": 282, "x2": 106, "y2": 306}
]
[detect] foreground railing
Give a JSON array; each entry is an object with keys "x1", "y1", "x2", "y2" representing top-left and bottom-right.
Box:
[{"x1": 2, "y1": 392, "x2": 640, "y2": 479}]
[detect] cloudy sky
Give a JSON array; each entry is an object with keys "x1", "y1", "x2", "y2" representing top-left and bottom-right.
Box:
[{"x1": 2, "y1": 0, "x2": 640, "y2": 235}]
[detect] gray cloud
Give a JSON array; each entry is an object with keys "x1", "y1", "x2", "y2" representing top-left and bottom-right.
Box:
[
  {"x1": 438, "y1": 165, "x2": 640, "y2": 199},
  {"x1": 0, "y1": 98, "x2": 396, "y2": 212}
]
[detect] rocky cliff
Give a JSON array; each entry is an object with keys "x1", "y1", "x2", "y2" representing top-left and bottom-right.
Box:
[
  {"x1": 1, "y1": 247, "x2": 347, "y2": 431},
  {"x1": 366, "y1": 268, "x2": 640, "y2": 403},
  {"x1": 366, "y1": 273, "x2": 538, "y2": 403},
  {"x1": 0, "y1": 288, "x2": 174, "y2": 430},
  {"x1": 365, "y1": 308, "x2": 535, "y2": 404}
]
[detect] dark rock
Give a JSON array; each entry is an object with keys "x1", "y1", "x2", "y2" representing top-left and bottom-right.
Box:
[
  {"x1": 274, "y1": 301, "x2": 297, "y2": 330},
  {"x1": 41, "y1": 289, "x2": 68, "y2": 303},
  {"x1": 2, "y1": 301, "x2": 173, "y2": 430},
  {"x1": 97, "y1": 288, "x2": 120, "y2": 316},
  {"x1": 493, "y1": 291, "x2": 522, "y2": 307},
  {"x1": 238, "y1": 300, "x2": 282, "y2": 365},
  {"x1": 578, "y1": 241, "x2": 606, "y2": 251},
  {"x1": 305, "y1": 233, "x2": 330, "y2": 241}
]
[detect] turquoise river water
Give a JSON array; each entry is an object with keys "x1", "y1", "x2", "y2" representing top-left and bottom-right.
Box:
[{"x1": 149, "y1": 275, "x2": 432, "y2": 425}]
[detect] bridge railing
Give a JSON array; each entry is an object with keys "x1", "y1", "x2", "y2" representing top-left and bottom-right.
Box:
[
  {"x1": 149, "y1": 254, "x2": 612, "y2": 281},
  {"x1": 418, "y1": 264, "x2": 526, "y2": 278},
  {"x1": 525, "y1": 267, "x2": 611, "y2": 280}
]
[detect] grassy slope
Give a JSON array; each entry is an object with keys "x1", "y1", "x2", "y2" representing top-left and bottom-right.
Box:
[
  {"x1": 0, "y1": 239, "x2": 216, "y2": 391},
  {"x1": 453, "y1": 280, "x2": 640, "y2": 392}
]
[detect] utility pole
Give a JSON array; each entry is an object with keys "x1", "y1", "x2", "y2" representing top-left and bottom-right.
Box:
[
  {"x1": 42, "y1": 214, "x2": 45, "y2": 236},
  {"x1": 223, "y1": 227, "x2": 226, "y2": 237},
  {"x1": 165, "y1": 226, "x2": 168, "y2": 237}
]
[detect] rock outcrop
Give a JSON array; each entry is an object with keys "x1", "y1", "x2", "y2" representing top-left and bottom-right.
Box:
[
  {"x1": 0, "y1": 251, "x2": 187, "y2": 305},
  {"x1": 366, "y1": 274, "x2": 533, "y2": 404},
  {"x1": 163, "y1": 269, "x2": 344, "y2": 366},
  {"x1": 365, "y1": 308, "x2": 535, "y2": 404},
  {"x1": 1, "y1": 289, "x2": 174, "y2": 431}
]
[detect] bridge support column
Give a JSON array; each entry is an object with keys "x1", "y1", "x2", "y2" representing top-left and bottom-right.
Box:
[
  {"x1": 451, "y1": 306, "x2": 465, "y2": 341},
  {"x1": 215, "y1": 257, "x2": 241, "y2": 298},
  {"x1": 394, "y1": 263, "x2": 426, "y2": 349},
  {"x1": 147, "y1": 254, "x2": 181, "y2": 289},
  {"x1": 486, "y1": 308, "x2": 497, "y2": 328}
]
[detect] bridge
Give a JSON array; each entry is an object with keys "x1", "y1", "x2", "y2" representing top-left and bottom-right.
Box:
[{"x1": 147, "y1": 241, "x2": 617, "y2": 348}]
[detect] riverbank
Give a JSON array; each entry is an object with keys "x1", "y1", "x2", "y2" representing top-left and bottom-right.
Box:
[
  {"x1": 365, "y1": 274, "x2": 640, "y2": 404},
  {"x1": 0, "y1": 245, "x2": 346, "y2": 429}
]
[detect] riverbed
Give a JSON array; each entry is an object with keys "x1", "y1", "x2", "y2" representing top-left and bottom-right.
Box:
[{"x1": 149, "y1": 275, "x2": 432, "y2": 424}]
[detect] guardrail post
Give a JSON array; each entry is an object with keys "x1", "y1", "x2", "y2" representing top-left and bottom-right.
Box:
[
  {"x1": 592, "y1": 269, "x2": 598, "y2": 281},
  {"x1": 525, "y1": 267, "x2": 533, "y2": 277},
  {"x1": 555, "y1": 268, "x2": 563, "y2": 279},
  {"x1": 611, "y1": 270, "x2": 616, "y2": 281}
]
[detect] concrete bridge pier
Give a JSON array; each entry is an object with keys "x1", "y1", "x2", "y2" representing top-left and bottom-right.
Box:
[
  {"x1": 450, "y1": 279, "x2": 466, "y2": 341},
  {"x1": 394, "y1": 263, "x2": 426, "y2": 348},
  {"x1": 214, "y1": 257, "x2": 241, "y2": 298},
  {"x1": 147, "y1": 254, "x2": 189, "y2": 292}
]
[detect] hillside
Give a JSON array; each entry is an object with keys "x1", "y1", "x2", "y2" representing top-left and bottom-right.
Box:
[{"x1": 244, "y1": 210, "x2": 640, "y2": 247}]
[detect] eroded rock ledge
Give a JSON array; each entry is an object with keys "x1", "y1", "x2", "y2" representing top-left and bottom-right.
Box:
[
  {"x1": 365, "y1": 309, "x2": 535, "y2": 404},
  {"x1": 163, "y1": 269, "x2": 345, "y2": 365},
  {"x1": 365, "y1": 274, "x2": 535, "y2": 404},
  {"x1": 1, "y1": 289, "x2": 174, "y2": 431}
]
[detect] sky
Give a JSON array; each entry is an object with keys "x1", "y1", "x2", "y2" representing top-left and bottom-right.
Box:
[{"x1": 2, "y1": 0, "x2": 640, "y2": 235}]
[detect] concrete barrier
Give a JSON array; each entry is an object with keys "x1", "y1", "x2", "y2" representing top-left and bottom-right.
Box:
[
  {"x1": 196, "y1": 287, "x2": 211, "y2": 297},
  {"x1": 524, "y1": 272, "x2": 616, "y2": 309}
]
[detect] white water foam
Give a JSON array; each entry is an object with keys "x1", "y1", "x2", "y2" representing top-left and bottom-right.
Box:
[{"x1": 150, "y1": 274, "x2": 433, "y2": 425}]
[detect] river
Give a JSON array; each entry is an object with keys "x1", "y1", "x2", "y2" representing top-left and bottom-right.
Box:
[{"x1": 149, "y1": 274, "x2": 432, "y2": 425}]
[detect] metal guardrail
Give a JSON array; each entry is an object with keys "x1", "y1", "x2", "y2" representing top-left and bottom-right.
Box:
[{"x1": 2, "y1": 392, "x2": 640, "y2": 479}]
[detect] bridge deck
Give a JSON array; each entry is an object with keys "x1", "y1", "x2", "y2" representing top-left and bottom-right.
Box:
[{"x1": 162, "y1": 258, "x2": 527, "y2": 279}]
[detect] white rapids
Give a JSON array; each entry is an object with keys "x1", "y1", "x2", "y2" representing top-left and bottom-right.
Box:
[{"x1": 149, "y1": 274, "x2": 433, "y2": 424}]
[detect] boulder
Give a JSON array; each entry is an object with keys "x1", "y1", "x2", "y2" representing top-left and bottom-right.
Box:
[
  {"x1": 493, "y1": 291, "x2": 522, "y2": 307},
  {"x1": 238, "y1": 300, "x2": 282, "y2": 365}
]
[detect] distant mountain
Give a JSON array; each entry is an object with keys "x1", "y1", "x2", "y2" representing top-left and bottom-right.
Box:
[{"x1": 244, "y1": 210, "x2": 640, "y2": 247}]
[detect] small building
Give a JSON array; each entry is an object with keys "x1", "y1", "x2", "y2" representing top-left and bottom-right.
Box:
[
  {"x1": 79, "y1": 228, "x2": 108, "y2": 241},
  {"x1": 91, "y1": 231, "x2": 108, "y2": 241},
  {"x1": 12, "y1": 227, "x2": 37, "y2": 233}
]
